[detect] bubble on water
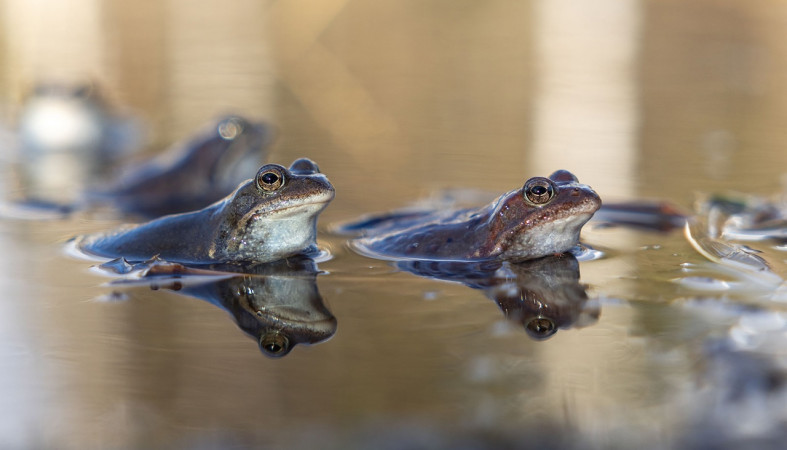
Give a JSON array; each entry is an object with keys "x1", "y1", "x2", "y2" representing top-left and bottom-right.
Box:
[
  {"x1": 422, "y1": 291, "x2": 439, "y2": 301},
  {"x1": 729, "y1": 325, "x2": 765, "y2": 350},
  {"x1": 674, "y1": 276, "x2": 731, "y2": 291},
  {"x1": 738, "y1": 312, "x2": 787, "y2": 334},
  {"x1": 571, "y1": 243, "x2": 605, "y2": 261},
  {"x1": 94, "y1": 291, "x2": 129, "y2": 302}
]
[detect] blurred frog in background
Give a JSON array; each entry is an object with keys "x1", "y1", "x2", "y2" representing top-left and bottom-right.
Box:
[
  {"x1": 15, "y1": 82, "x2": 144, "y2": 203},
  {"x1": 7, "y1": 82, "x2": 272, "y2": 219},
  {"x1": 86, "y1": 115, "x2": 272, "y2": 218}
]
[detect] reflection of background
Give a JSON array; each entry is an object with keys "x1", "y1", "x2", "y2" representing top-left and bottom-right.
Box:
[{"x1": 2, "y1": 0, "x2": 787, "y2": 447}]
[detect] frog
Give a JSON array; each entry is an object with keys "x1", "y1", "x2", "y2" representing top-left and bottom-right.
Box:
[
  {"x1": 74, "y1": 158, "x2": 334, "y2": 264},
  {"x1": 344, "y1": 170, "x2": 601, "y2": 262},
  {"x1": 86, "y1": 115, "x2": 272, "y2": 218}
]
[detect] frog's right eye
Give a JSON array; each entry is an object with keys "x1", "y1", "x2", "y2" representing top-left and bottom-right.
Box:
[
  {"x1": 256, "y1": 165, "x2": 286, "y2": 192},
  {"x1": 523, "y1": 177, "x2": 556, "y2": 206}
]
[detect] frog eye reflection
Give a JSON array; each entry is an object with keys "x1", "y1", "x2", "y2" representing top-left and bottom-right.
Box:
[
  {"x1": 525, "y1": 316, "x2": 557, "y2": 340},
  {"x1": 523, "y1": 177, "x2": 556, "y2": 206},
  {"x1": 259, "y1": 331, "x2": 291, "y2": 357},
  {"x1": 256, "y1": 166, "x2": 285, "y2": 192}
]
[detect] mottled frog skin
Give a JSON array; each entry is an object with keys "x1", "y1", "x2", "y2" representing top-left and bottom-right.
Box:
[
  {"x1": 88, "y1": 116, "x2": 272, "y2": 218},
  {"x1": 76, "y1": 158, "x2": 334, "y2": 264},
  {"x1": 349, "y1": 170, "x2": 601, "y2": 262}
]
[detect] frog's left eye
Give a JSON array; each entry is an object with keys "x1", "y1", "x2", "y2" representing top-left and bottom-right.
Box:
[
  {"x1": 523, "y1": 177, "x2": 556, "y2": 206},
  {"x1": 256, "y1": 165, "x2": 286, "y2": 192}
]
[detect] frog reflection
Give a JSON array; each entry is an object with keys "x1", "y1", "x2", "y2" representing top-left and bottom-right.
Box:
[
  {"x1": 106, "y1": 256, "x2": 336, "y2": 357},
  {"x1": 398, "y1": 255, "x2": 598, "y2": 340}
]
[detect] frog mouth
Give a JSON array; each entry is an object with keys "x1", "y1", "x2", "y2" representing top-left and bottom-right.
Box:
[
  {"x1": 250, "y1": 195, "x2": 334, "y2": 220},
  {"x1": 272, "y1": 199, "x2": 331, "y2": 216},
  {"x1": 555, "y1": 189, "x2": 602, "y2": 218}
]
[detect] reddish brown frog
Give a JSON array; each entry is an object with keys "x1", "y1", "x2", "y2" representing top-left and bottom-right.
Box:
[{"x1": 345, "y1": 170, "x2": 601, "y2": 262}]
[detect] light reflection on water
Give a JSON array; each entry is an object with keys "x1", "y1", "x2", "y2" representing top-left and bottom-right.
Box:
[{"x1": 2, "y1": 0, "x2": 787, "y2": 448}]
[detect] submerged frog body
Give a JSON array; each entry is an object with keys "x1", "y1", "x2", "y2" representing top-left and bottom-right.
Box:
[
  {"x1": 76, "y1": 158, "x2": 334, "y2": 264},
  {"x1": 347, "y1": 170, "x2": 601, "y2": 262},
  {"x1": 88, "y1": 115, "x2": 272, "y2": 217}
]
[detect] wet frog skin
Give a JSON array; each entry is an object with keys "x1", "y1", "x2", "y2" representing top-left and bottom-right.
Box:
[
  {"x1": 349, "y1": 170, "x2": 601, "y2": 262},
  {"x1": 76, "y1": 158, "x2": 334, "y2": 264},
  {"x1": 88, "y1": 116, "x2": 272, "y2": 218}
]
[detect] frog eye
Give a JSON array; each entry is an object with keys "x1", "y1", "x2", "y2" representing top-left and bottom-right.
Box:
[
  {"x1": 217, "y1": 117, "x2": 244, "y2": 140},
  {"x1": 523, "y1": 177, "x2": 556, "y2": 206},
  {"x1": 256, "y1": 165, "x2": 286, "y2": 192}
]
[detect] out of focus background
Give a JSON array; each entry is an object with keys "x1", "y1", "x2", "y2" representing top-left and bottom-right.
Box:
[
  {"x1": 4, "y1": 0, "x2": 787, "y2": 202},
  {"x1": 2, "y1": 1, "x2": 787, "y2": 448}
]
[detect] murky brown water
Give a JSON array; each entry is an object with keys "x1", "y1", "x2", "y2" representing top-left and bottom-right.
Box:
[{"x1": 2, "y1": 1, "x2": 787, "y2": 448}]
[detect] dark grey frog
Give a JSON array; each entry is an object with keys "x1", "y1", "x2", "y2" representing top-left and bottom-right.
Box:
[{"x1": 75, "y1": 158, "x2": 334, "y2": 264}]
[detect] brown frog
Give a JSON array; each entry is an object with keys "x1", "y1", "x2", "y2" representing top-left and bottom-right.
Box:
[{"x1": 345, "y1": 170, "x2": 601, "y2": 262}]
